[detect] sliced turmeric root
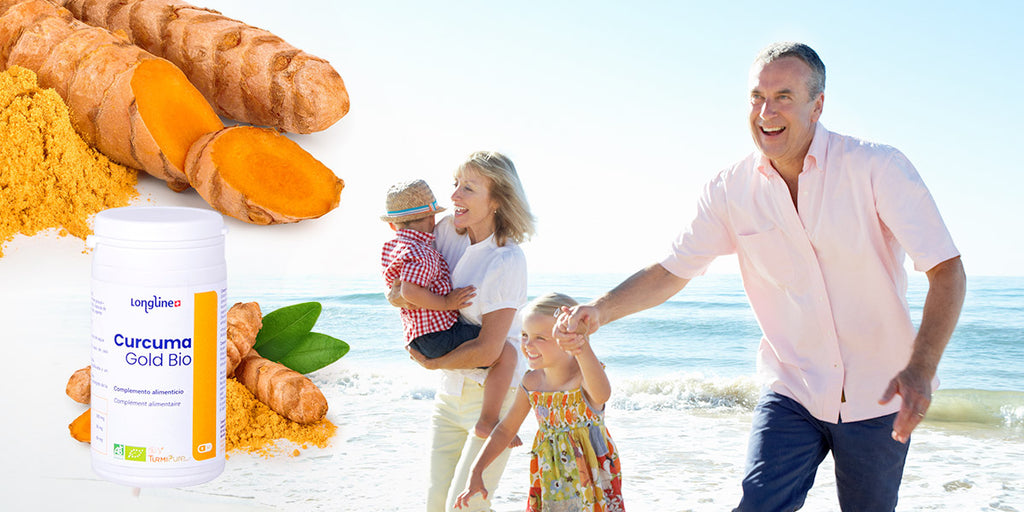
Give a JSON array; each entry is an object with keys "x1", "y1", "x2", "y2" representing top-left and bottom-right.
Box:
[
  {"x1": 0, "y1": 0, "x2": 223, "y2": 191},
  {"x1": 69, "y1": 408, "x2": 90, "y2": 442},
  {"x1": 185, "y1": 126, "x2": 344, "y2": 224},
  {"x1": 131, "y1": 59, "x2": 225, "y2": 183}
]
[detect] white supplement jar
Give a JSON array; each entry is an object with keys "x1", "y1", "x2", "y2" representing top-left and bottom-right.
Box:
[{"x1": 88, "y1": 206, "x2": 227, "y2": 487}]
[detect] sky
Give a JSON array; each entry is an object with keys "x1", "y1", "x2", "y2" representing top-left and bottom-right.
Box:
[{"x1": 2, "y1": 0, "x2": 1022, "y2": 288}]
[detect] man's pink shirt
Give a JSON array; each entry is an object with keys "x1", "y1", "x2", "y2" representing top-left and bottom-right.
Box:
[{"x1": 661, "y1": 123, "x2": 959, "y2": 423}]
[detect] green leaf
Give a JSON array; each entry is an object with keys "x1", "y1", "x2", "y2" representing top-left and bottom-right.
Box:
[
  {"x1": 254, "y1": 302, "x2": 322, "y2": 361},
  {"x1": 277, "y1": 332, "x2": 350, "y2": 374}
]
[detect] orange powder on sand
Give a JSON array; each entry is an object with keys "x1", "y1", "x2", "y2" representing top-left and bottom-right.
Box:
[
  {"x1": 226, "y1": 378, "x2": 336, "y2": 457},
  {"x1": 0, "y1": 66, "x2": 137, "y2": 257}
]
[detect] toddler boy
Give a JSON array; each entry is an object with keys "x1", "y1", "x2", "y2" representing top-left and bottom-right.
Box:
[{"x1": 380, "y1": 179, "x2": 518, "y2": 439}]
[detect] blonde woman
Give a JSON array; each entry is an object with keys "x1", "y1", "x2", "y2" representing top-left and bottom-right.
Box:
[{"x1": 403, "y1": 151, "x2": 535, "y2": 512}]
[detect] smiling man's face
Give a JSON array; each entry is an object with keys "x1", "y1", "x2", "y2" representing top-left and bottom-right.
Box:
[{"x1": 748, "y1": 56, "x2": 824, "y2": 176}]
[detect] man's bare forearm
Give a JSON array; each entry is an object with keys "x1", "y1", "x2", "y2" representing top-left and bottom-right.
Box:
[
  {"x1": 908, "y1": 256, "x2": 966, "y2": 377},
  {"x1": 592, "y1": 263, "x2": 690, "y2": 326}
]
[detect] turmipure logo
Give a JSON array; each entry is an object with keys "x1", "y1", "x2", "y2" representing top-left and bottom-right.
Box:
[{"x1": 130, "y1": 296, "x2": 182, "y2": 314}]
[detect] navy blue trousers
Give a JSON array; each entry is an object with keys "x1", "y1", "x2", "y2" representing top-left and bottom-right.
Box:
[
  {"x1": 408, "y1": 321, "x2": 481, "y2": 359},
  {"x1": 734, "y1": 392, "x2": 910, "y2": 512}
]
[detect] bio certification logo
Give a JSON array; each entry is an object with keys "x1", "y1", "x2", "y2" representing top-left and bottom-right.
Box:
[{"x1": 113, "y1": 443, "x2": 147, "y2": 462}]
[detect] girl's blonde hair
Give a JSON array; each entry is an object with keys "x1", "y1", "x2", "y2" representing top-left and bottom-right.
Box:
[
  {"x1": 456, "y1": 151, "x2": 536, "y2": 247},
  {"x1": 523, "y1": 292, "x2": 578, "y2": 319}
]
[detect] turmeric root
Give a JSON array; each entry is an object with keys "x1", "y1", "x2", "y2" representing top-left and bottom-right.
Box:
[
  {"x1": 234, "y1": 351, "x2": 327, "y2": 424},
  {"x1": 185, "y1": 126, "x2": 343, "y2": 224},
  {"x1": 226, "y1": 378, "x2": 335, "y2": 456},
  {"x1": 69, "y1": 408, "x2": 90, "y2": 442},
  {"x1": 227, "y1": 299, "x2": 328, "y2": 424},
  {"x1": 59, "y1": 0, "x2": 349, "y2": 133},
  {"x1": 0, "y1": 0, "x2": 223, "y2": 191},
  {"x1": 65, "y1": 366, "x2": 90, "y2": 404},
  {"x1": 67, "y1": 366, "x2": 92, "y2": 442},
  {"x1": 227, "y1": 301, "x2": 262, "y2": 377}
]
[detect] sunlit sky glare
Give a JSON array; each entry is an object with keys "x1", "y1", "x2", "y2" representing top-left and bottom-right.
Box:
[{"x1": 2, "y1": 0, "x2": 1021, "y2": 286}]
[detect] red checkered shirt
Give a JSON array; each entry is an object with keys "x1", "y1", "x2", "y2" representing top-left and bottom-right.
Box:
[{"x1": 381, "y1": 229, "x2": 459, "y2": 342}]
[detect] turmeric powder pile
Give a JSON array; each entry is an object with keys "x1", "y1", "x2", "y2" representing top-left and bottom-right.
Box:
[
  {"x1": 0, "y1": 65, "x2": 137, "y2": 257},
  {"x1": 226, "y1": 378, "x2": 336, "y2": 457}
]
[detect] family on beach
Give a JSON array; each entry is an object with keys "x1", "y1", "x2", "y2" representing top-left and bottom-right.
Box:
[{"x1": 379, "y1": 42, "x2": 966, "y2": 512}]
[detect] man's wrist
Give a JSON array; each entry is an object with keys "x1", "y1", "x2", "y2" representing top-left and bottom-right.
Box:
[{"x1": 904, "y1": 353, "x2": 938, "y2": 380}]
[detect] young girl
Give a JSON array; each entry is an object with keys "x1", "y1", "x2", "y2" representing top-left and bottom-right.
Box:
[{"x1": 455, "y1": 292, "x2": 624, "y2": 511}]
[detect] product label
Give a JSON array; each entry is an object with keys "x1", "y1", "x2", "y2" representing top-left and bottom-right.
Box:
[{"x1": 91, "y1": 283, "x2": 226, "y2": 468}]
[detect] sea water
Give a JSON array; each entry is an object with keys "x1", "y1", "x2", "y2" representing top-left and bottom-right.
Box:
[{"x1": 184, "y1": 272, "x2": 1023, "y2": 511}]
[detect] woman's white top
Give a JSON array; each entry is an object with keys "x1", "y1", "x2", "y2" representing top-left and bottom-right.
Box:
[{"x1": 434, "y1": 215, "x2": 528, "y2": 396}]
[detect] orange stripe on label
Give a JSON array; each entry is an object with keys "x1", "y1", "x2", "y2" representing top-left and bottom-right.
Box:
[{"x1": 192, "y1": 291, "x2": 217, "y2": 461}]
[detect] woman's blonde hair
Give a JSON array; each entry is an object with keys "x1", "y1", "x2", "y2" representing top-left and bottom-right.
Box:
[
  {"x1": 456, "y1": 151, "x2": 536, "y2": 246},
  {"x1": 523, "y1": 292, "x2": 578, "y2": 319}
]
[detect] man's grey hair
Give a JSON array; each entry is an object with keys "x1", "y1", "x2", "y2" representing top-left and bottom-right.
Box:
[{"x1": 754, "y1": 42, "x2": 826, "y2": 99}]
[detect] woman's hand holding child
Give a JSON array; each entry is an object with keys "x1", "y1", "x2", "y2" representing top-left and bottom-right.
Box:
[{"x1": 444, "y1": 285, "x2": 477, "y2": 310}]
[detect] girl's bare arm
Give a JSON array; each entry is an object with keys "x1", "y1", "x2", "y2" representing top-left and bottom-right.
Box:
[{"x1": 575, "y1": 340, "x2": 612, "y2": 409}]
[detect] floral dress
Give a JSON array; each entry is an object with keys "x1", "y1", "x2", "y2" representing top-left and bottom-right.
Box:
[{"x1": 526, "y1": 387, "x2": 624, "y2": 512}]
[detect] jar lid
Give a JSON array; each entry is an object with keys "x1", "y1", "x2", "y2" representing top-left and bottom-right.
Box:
[{"x1": 93, "y1": 207, "x2": 226, "y2": 243}]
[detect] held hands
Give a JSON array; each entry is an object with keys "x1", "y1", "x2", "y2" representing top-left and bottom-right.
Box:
[
  {"x1": 454, "y1": 473, "x2": 488, "y2": 509},
  {"x1": 554, "y1": 305, "x2": 600, "y2": 355},
  {"x1": 445, "y1": 285, "x2": 477, "y2": 310},
  {"x1": 879, "y1": 364, "x2": 934, "y2": 443}
]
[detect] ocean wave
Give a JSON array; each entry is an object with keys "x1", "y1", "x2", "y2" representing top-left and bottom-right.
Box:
[
  {"x1": 290, "y1": 292, "x2": 386, "y2": 307},
  {"x1": 610, "y1": 381, "x2": 1024, "y2": 427},
  {"x1": 928, "y1": 389, "x2": 1024, "y2": 429},
  {"x1": 316, "y1": 367, "x2": 762, "y2": 411},
  {"x1": 314, "y1": 365, "x2": 438, "y2": 401},
  {"x1": 314, "y1": 365, "x2": 1024, "y2": 433},
  {"x1": 610, "y1": 373, "x2": 762, "y2": 412},
  {"x1": 323, "y1": 292, "x2": 387, "y2": 304}
]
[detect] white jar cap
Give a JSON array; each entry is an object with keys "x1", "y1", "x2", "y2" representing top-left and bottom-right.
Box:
[{"x1": 92, "y1": 207, "x2": 226, "y2": 243}]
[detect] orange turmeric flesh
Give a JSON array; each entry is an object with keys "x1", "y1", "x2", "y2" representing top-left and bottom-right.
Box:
[
  {"x1": 69, "y1": 408, "x2": 90, "y2": 442},
  {"x1": 212, "y1": 127, "x2": 341, "y2": 218},
  {"x1": 132, "y1": 59, "x2": 223, "y2": 174}
]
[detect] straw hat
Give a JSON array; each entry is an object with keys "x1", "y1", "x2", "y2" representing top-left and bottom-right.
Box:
[{"x1": 380, "y1": 179, "x2": 446, "y2": 222}]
